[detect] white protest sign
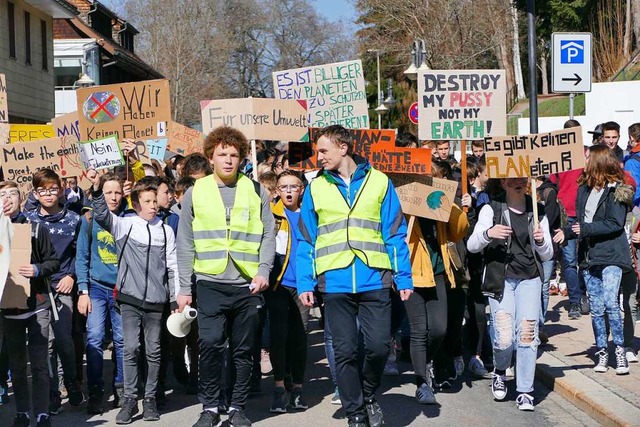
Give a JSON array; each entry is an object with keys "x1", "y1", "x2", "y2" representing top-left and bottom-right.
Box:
[
  {"x1": 273, "y1": 60, "x2": 369, "y2": 129},
  {"x1": 77, "y1": 136, "x2": 125, "y2": 170},
  {"x1": 418, "y1": 70, "x2": 507, "y2": 140}
]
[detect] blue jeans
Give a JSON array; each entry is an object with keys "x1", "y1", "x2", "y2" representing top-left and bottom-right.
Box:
[
  {"x1": 582, "y1": 266, "x2": 624, "y2": 349},
  {"x1": 561, "y1": 217, "x2": 583, "y2": 304},
  {"x1": 86, "y1": 284, "x2": 124, "y2": 389},
  {"x1": 540, "y1": 259, "x2": 555, "y2": 328},
  {"x1": 489, "y1": 277, "x2": 541, "y2": 393}
]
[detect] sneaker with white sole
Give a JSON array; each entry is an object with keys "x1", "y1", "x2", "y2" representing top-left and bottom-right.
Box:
[
  {"x1": 330, "y1": 387, "x2": 341, "y2": 405},
  {"x1": 626, "y1": 347, "x2": 638, "y2": 363},
  {"x1": 516, "y1": 393, "x2": 535, "y2": 411},
  {"x1": 269, "y1": 387, "x2": 287, "y2": 414},
  {"x1": 491, "y1": 374, "x2": 507, "y2": 401},
  {"x1": 594, "y1": 348, "x2": 609, "y2": 373},
  {"x1": 468, "y1": 357, "x2": 489, "y2": 378},
  {"x1": 453, "y1": 356, "x2": 465, "y2": 377},
  {"x1": 415, "y1": 383, "x2": 437, "y2": 405},
  {"x1": 615, "y1": 346, "x2": 630, "y2": 375}
]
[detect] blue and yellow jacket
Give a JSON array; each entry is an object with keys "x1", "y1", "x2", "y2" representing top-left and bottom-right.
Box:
[{"x1": 296, "y1": 161, "x2": 413, "y2": 294}]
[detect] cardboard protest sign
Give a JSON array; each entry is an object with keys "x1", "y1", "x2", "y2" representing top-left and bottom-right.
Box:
[
  {"x1": 52, "y1": 111, "x2": 81, "y2": 142},
  {"x1": 76, "y1": 79, "x2": 171, "y2": 141},
  {"x1": 167, "y1": 122, "x2": 204, "y2": 155},
  {"x1": 147, "y1": 138, "x2": 168, "y2": 161},
  {"x1": 9, "y1": 124, "x2": 55, "y2": 143},
  {"x1": 273, "y1": 60, "x2": 369, "y2": 129},
  {"x1": 418, "y1": 70, "x2": 507, "y2": 140},
  {"x1": 200, "y1": 98, "x2": 308, "y2": 141},
  {"x1": 0, "y1": 74, "x2": 8, "y2": 144},
  {"x1": 77, "y1": 136, "x2": 125, "y2": 170},
  {"x1": 393, "y1": 176, "x2": 458, "y2": 222},
  {"x1": 289, "y1": 128, "x2": 432, "y2": 174},
  {"x1": 0, "y1": 138, "x2": 85, "y2": 198},
  {"x1": 0, "y1": 223, "x2": 31, "y2": 309},
  {"x1": 485, "y1": 127, "x2": 585, "y2": 178}
]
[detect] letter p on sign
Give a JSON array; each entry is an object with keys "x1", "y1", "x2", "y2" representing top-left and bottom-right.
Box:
[{"x1": 560, "y1": 41, "x2": 584, "y2": 64}]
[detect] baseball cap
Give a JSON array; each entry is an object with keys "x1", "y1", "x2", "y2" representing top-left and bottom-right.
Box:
[{"x1": 588, "y1": 124, "x2": 603, "y2": 136}]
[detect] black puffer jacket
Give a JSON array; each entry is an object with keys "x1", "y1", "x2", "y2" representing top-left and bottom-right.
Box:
[{"x1": 564, "y1": 183, "x2": 634, "y2": 271}]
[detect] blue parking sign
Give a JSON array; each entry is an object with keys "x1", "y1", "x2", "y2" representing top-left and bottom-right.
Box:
[{"x1": 560, "y1": 40, "x2": 584, "y2": 64}]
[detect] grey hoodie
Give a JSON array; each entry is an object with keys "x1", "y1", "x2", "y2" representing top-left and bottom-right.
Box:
[{"x1": 92, "y1": 189, "x2": 179, "y2": 311}]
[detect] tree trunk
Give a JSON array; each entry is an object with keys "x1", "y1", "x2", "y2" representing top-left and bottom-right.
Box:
[
  {"x1": 623, "y1": 0, "x2": 631, "y2": 59},
  {"x1": 540, "y1": 49, "x2": 549, "y2": 95},
  {"x1": 633, "y1": 0, "x2": 640, "y2": 51},
  {"x1": 511, "y1": 1, "x2": 526, "y2": 99}
]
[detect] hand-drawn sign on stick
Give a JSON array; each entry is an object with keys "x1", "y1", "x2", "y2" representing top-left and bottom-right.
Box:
[
  {"x1": 485, "y1": 127, "x2": 585, "y2": 178},
  {"x1": 391, "y1": 174, "x2": 459, "y2": 222},
  {"x1": 289, "y1": 128, "x2": 432, "y2": 175},
  {"x1": 0, "y1": 74, "x2": 8, "y2": 144},
  {"x1": 167, "y1": 122, "x2": 204, "y2": 155},
  {"x1": 76, "y1": 79, "x2": 171, "y2": 142},
  {"x1": 77, "y1": 136, "x2": 125, "y2": 170}
]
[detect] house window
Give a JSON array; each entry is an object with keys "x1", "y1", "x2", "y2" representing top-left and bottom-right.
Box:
[
  {"x1": 8, "y1": 2, "x2": 16, "y2": 59},
  {"x1": 25, "y1": 11, "x2": 31, "y2": 65},
  {"x1": 41, "y1": 19, "x2": 47, "y2": 70}
]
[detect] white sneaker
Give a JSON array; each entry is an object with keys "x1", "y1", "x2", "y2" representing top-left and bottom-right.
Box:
[
  {"x1": 626, "y1": 348, "x2": 638, "y2": 363},
  {"x1": 505, "y1": 366, "x2": 515, "y2": 378},
  {"x1": 615, "y1": 346, "x2": 630, "y2": 375},
  {"x1": 468, "y1": 357, "x2": 490, "y2": 378},
  {"x1": 453, "y1": 356, "x2": 465, "y2": 377},
  {"x1": 516, "y1": 393, "x2": 535, "y2": 411}
]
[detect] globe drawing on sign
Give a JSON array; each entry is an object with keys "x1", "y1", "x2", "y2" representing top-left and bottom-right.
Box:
[
  {"x1": 426, "y1": 190, "x2": 451, "y2": 222},
  {"x1": 83, "y1": 91, "x2": 120, "y2": 124}
]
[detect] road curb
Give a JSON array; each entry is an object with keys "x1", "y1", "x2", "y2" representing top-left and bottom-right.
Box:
[{"x1": 536, "y1": 351, "x2": 640, "y2": 426}]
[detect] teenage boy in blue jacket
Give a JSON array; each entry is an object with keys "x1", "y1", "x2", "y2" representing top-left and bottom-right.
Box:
[{"x1": 297, "y1": 125, "x2": 413, "y2": 427}]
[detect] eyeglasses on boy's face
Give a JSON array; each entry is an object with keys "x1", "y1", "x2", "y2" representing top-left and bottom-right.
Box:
[
  {"x1": 0, "y1": 190, "x2": 20, "y2": 199},
  {"x1": 35, "y1": 187, "x2": 60, "y2": 196},
  {"x1": 277, "y1": 184, "x2": 302, "y2": 192}
]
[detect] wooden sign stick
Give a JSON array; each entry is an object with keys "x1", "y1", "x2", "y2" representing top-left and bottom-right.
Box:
[
  {"x1": 251, "y1": 140, "x2": 258, "y2": 180},
  {"x1": 531, "y1": 177, "x2": 539, "y2": 229},
  {"x1": 460, "y1": 140, "x2": 468, "y2": 212},
  {"x1": 405, "y1": 215, "x2": 415, "y2": 244}
]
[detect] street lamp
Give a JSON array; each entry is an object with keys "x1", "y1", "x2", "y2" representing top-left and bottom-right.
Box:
[
  {"x1": 368, "y1": 49, "x2": 388, "y2": 129},
  {"x1": 404, "y1": 40, "x2": 429, "y2": 80},
  {"x1": 73, "y1": 72, "x2": 95, "y2": 88}
]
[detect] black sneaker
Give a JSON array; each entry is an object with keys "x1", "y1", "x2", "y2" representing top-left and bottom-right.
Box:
[
  {"x1": 228, "y1": 409, "x2": 252, "y2": 427},
  {"x1": 580, "y1": 294, "x2": 590, "y2": 315},
  {"x1": 113, "y1": 386, "x2": 125, "y2": 408},
  {"x1": 49, "y1": 392, "x2": 62, "y2": 415},
  {"x1": 289, "y1": 388, "x2": 308, "y2": 410},
  {"x1": 568, "y1": 303, "x2": 582, "y2": 320},
  {"x1": 36, "y1": 414, "x2": 52, "y2": 427},
  {"x1": 269, "y1": 387, "x2": 287, "y2": 413},
  {"x1": 491, "y1": 373, "x2": 507, "y2": 400},
  {"x1": 365, "y1": 400, "x2": 384, "y2": 427},
  {"x1": 193, "y1": 410, "x2": 222, "y2": 427},
  {"x1": 68, "y1": 385, "x2": 85, "y2": 407},
  {"x1": 11, "y1": 413, "x2": 30, "y2": 427},
  {"x1": 115, "y1": 397, "x2": 139, "y2": 424},
  {"x1": 348, "y1": 416, "x2": 368, "y2": 427},
  {"x1": 143, "y1": 397, "x2": 160, "y2": 421}
]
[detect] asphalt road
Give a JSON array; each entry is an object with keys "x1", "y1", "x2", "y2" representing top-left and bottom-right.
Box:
[{"x1": 0, "y1": 319, "x2": 600, "y2": 426}]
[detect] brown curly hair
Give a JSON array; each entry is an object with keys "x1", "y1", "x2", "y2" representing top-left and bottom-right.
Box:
[
  {"x1": 203, "y1": 126, "x2": 249, "y2": 160},
  {"x1": 578, "y1": 144, "x2": 625, "y2": 189}
]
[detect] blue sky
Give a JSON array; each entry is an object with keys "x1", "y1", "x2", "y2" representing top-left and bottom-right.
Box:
[{"x1": 312, "y1": 0, "x2": 358, "y2": 24}]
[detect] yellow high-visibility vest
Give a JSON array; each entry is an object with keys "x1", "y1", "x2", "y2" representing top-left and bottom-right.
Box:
[
  {"x1": 192, "y1": 174, "x2": 263, "y2": 277},
  {"x1": 310, "y1": 168, "x2": 392, "y2": 275}
]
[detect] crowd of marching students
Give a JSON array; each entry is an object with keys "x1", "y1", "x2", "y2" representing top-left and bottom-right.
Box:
[{"x1": 0, "y1": 119, "x2": 638, "y2": 427}]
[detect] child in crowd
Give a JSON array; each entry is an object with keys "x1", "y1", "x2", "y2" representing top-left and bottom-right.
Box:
[
  {"x1": 24, "y1": 169, "x2": 83, "y2": 415},
  {"x1": 1, "y1": 181, "x2": 60, "y2": 427},
  {"x1": 258, "y1": 171, "x2": 278, "y2": 202},
  {"x1": 76, "y1": 172, "x2": 129, "y2": 415},
  {"x1": 267, "y1": 170, "x2": 310, "y2": 413},
  {"x1": 88, "y1": 170, "x2": 179, "y2": 424},
  {"x1": 171, "y1": 177, "x2": 196, "y2": 217}
]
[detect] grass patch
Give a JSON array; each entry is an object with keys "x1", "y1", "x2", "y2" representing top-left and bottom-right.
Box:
[{"x1": 521, "y1": 94, "x2": 585, "y2": 117}]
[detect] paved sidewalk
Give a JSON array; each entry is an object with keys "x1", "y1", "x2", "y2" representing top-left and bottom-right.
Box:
[{"x1": 537, "y1": 294, "x2": 640, "y2": 426}]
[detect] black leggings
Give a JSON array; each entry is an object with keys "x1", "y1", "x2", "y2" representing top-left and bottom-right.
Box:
[
  {"x1": 403, "y1": 275, "x2": 448, "y2": 386},
  {"x1": 265, "y1": 285, "x2": 310, "y2": 384},
  {"x1": 467, "y1": 283, "x2": 488, "y2": 356}
]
